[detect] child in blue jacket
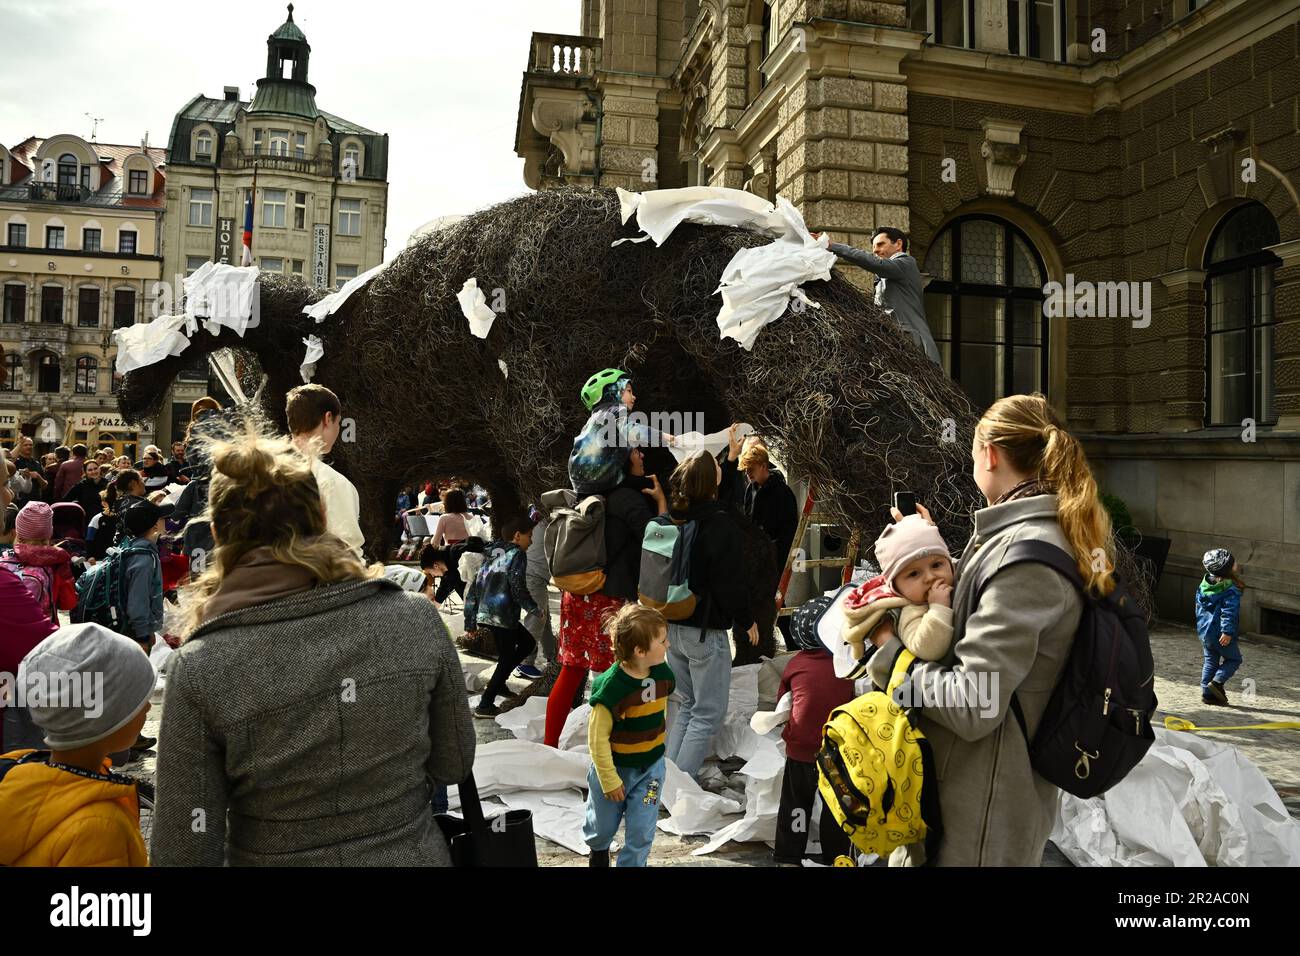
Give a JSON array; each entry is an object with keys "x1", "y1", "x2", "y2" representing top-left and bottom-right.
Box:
[
  {"x1": 1195, "y1": 548, "x2": 1244, "y2": 706},
  {"x1": 465, "y1": 515, "x2": 539, "y2": 718}
]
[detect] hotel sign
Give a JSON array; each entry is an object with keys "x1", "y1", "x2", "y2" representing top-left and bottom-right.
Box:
[{"x1": 215, "y1": 217, "x2": 237, "y2": 265}]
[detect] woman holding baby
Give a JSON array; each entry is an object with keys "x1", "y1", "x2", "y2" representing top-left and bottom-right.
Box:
[{"x1": 857, "y1": 393, "x2": 1116, "y2": 866}]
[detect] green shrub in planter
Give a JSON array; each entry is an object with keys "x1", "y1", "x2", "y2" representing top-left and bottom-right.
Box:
[{"x1": 1099, "y1": 492, "x2": 1135, "y2": 538}]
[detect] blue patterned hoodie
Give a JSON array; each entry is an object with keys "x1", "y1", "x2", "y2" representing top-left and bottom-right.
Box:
[
  {"x1": 464, "y1": 540, "x2": 538, "y2": 630},
  {"x1": 567, "y1": 401, "x2": 653, "y2": 496}
]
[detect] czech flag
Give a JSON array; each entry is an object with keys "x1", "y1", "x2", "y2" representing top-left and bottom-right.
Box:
[{"x1": 241, "y1": 167, "x2": 256, "y2": 267}]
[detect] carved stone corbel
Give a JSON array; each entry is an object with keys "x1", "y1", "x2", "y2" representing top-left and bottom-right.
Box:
[
  {"x1": 531, "y1": 91, "x2": 597, "y2": 178},
  {"x1": 980, "y1": 119, "x2": 1027, "y2": 198}
]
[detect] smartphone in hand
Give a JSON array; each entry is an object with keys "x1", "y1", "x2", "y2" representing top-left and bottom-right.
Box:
[{"x1": 893, "y1": 491, "x2": 917, "y2": 516}]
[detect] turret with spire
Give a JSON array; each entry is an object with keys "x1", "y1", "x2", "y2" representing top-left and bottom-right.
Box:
[{"x1": 249, "y1": 4, "x2": 320, "y2": 120}]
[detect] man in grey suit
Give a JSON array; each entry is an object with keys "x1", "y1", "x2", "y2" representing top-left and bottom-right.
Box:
[{"x1": 826, "y1": 226, "x2": 942, "y2": 366}]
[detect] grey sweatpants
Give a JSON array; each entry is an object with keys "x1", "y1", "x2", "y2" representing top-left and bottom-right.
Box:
[{"x1": 521, "y1": 573, "x2": 555, "y2": 666}]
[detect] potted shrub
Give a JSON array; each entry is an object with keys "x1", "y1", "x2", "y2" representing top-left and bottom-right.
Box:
[{"x1": 1100, "y1": 492, "x2": 1171, "y2": 587}]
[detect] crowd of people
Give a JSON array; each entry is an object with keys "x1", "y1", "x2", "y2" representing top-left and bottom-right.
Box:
[{"x1": 0, "y1": 370, "x2": 1246, "y2": 869}]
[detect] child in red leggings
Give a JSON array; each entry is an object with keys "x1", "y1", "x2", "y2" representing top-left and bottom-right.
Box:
[{"x1": 545, "y1": 592, "x2": 622, "y2": 746}]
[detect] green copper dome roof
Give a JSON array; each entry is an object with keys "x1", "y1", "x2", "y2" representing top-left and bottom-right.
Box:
[
  {"x1": 248, "y1": 78, "x2": 320, "y2": 119},
  {"x1": 271, "y1": 4, "x2": 307, "y2": 44}
]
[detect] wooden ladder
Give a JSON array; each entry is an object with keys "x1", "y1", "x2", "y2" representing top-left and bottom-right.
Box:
[{"x1": 776, "y1": 487, "x2": 860, "y2": 619}]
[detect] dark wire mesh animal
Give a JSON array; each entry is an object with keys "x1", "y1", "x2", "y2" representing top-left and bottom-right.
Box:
[{"x1": 119, "y1": 186, "x2": 1151, "y2": 627}]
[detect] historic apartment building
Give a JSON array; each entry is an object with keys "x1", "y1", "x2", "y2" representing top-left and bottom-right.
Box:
[
  {"x1": 515, "y1": 0, "x2": 1300, "y2": 634},
  {"x1": 159, "y1": 4, "x2": 389, "y2": 442},
  {"x1": 0, "y1": 134, "x2": 166, "y2": 462}
]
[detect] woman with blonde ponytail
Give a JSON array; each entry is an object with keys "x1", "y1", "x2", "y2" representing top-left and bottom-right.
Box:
[
  {"x1": 151, "y1": 426, "x2": 475, "y2": 867},
  {"x1": 865, "y1": 393, "x2": 1101, "y2": 866}
]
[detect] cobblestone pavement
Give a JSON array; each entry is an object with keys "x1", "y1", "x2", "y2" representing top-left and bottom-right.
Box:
[{"x1": 122, "y1": 617, "x2": 1298, "y2": 866}]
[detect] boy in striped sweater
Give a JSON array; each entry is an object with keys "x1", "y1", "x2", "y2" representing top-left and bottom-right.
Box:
[{"x1": 583, "y1": 603, "x2": 674, "y2": 867}]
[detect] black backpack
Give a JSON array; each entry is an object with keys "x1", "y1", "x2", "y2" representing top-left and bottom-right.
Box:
[{"x1": 973, "y1": 540, "x2": 1157, "y2": 799}]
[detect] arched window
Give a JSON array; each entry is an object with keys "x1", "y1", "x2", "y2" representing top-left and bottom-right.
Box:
[
  {"x1": 1, "y1": 352, "x2": 20, "y2": 391},
  {"x1": 37, "y1": 353, "x2": 60, "y2": 393},
  {"x1": 57, "y1": 153, "x2": 78, "y2": 187},
  {"x1": 75, "y1": 356, "x2": 98, "y2": 394},
  {"x1": 923, "y1": 216, "x2": 1048, "y2": 410},
  {"x1": 1204, "y1": 202, "x2": 1280, "y2": 426}
]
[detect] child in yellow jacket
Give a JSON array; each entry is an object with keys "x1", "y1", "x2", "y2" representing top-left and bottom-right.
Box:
[{"x1": 0, "y1": 623, "x2": 154, "y2": 866}]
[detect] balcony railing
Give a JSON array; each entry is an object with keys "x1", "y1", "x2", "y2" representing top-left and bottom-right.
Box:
[
  {"x1": 27, "y1": 182, "x2": 91, "y2": 203},
  {"x1": 530, "y1": 33, "x2": 601, "y2": 77},
  {"x1": 225, "y1": 150, "x2": 330, "y2": 175}
]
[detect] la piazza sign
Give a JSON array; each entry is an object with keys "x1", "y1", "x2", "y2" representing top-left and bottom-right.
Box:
[{"x1": 74, "y1": 413, "x2": 132, "y2": 430}]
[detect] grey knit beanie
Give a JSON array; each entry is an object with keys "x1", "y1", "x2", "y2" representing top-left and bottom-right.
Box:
[{"x1": 17, "y1": 623, "x2": 155, "y2": 750}]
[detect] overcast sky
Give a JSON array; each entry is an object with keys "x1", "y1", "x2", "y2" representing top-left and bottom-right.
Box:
[{"x1": 0, "y1": 0, "x2": 579, "y2": 260}]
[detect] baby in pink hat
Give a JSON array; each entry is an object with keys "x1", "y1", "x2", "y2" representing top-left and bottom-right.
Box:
[{"x1": 839, "y1": 514, "x2": 955, "y2": 676}]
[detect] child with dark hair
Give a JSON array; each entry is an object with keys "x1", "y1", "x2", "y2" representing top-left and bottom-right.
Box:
[
  {"x1": 464, "y1": 515, "x2": 539, "y2": 718},
  {"x1": 1196, "y1": 548, "x2": 1246, "y2": 706}
]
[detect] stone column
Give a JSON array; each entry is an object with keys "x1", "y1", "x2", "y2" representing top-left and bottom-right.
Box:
[
  {"x1": 598, "y1": 80, "x2": 664, "y2": 191},
  {"x1": 1157, "y1": 268, "x2": 1209, "y2": 432},
  {"x1": 1266, "y1": 238, "x2": 1300, "y2": 431},
  {"x1": 974, "y1": 0, "x2": 1010, "y2": 54}
]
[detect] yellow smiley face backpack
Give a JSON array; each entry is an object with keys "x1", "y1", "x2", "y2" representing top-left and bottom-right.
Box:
[{"x1": 816, "y1": 647, "x2": 943, "y2": 863}]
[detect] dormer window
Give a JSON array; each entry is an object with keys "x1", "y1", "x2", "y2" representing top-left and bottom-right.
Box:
[
  {"x1": 128, "y1": 169, "x2": 148, "y2": 195},
  {"x1": 196, "y1": 132, "x2": 213, "y2": 159},
  {"x1": 57, "y1": 154, "x2": 78, "y2": 187}
]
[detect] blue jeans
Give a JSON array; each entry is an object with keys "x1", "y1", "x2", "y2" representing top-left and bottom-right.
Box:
[
  {"x1": 664, "y1": 625, "x2": 731, "y2": 779},
  {"x1": 1200, "y1": 633, "x2": 1243, "y2": 688},
  {"x1": 583, "y1": 757, "x2": 664, "y2": 867}
]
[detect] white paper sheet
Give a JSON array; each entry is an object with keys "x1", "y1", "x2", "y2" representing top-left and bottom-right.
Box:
[
  {"x1": 184, "y1": 261, "x2": 260, "y2": 335},
  {"x1": 300, "y1": 334, "x2": 324, "y2": 383},
  {"x1": 472, "y1": 739, "x2": 590, "y2": 796},
  {"x1": 668, "y1": 427, "x2": 733, "y2": 464},
  {"x1": 657, "y1": 757, "x2": 743, "y2": 836},
  {"x1": 693, "y1": 735, "x2": 787, "y2": 855},
  {"x1": 303, "y1": 260, "x2": 389, "y2": 323},
  {"x1": 112, "y1": 315, "x2": 191, "y2": 373},
  {"x1": 456, "y1": 277, "x2": 497, "y2": 338},
  {"x1": 615, "y1": 187, "x2": 836, "y2": 351},
  {"x1": 1051, "y1": 728, "x2": 1300, "y2": 867}
]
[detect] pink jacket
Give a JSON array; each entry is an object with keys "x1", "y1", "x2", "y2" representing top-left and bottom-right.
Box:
[{"x1": 0, "y1": 564, "x2": 58, "y2": 676}]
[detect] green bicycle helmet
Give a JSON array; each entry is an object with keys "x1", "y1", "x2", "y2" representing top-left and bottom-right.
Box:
[{"x1": 580, "y1": 368, "x2": 630, "y2": 411}]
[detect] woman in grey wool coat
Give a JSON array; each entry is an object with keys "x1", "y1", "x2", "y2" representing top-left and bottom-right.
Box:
[
  {"x1": 867, "y1": 393, "x2": 1115, "y2": 866},
  {"x1": 150, "y1": 429, "x2": 475, "y2": 866}
]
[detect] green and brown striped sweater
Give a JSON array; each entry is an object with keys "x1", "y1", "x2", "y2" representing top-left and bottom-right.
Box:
[{"x1": 588, "y1": 661, "x2": 676, "y2": 770}]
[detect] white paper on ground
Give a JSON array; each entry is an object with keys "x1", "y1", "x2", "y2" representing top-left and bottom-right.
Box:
[
  {"x1": 303, "y1": 261, "x2": 389, "y2": 323},
  {"x1": 456, "y1": 278, "x2": 497, "y2": 338},
  {"x1": 559, "y1": 703, "x2": 591, "y2": 751},
  {"x1": 300, "y1": 334, "x2": 324, "y2": 383},
  {"x1": 657, "y1": 757, "x2": 743, "y2": 836},
  {"x1": 112, "y1": 315, "x2": 191, "y2": 374},
  {"x1": 494, "y1": 695, "x2": 549, "y2": 742},
  {"x1": 693, "y1": 734, "x2": 787, "y2": 855},
  {"x1": 1051, "y1": 727, "x2": 1300, "y2": 867},
  {"x1": 472, "y1": 739, "x2": 590, "y2": 797}
]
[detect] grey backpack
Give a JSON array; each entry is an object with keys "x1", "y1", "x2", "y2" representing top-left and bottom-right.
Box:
[{"x1": 540, "y1": 489, "x2": 607, "y2": 595}]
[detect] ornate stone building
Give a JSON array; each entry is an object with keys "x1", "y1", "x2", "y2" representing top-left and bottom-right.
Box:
[
  {"x1": 159, "y1": 4, "x2": 389, "y2": 443},
  {"x1": 515, "y1": 0, "x2": 1300, "y2": 634},
  {"x1": 0, "y1": 134, "x2": 166, "y2": 461}
]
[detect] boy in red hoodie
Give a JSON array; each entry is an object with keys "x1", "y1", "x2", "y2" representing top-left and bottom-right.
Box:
[
  {"x1": 754, "y1": 595, "x2": 855, "y2": 866},
  {"x1": 0, "y1": 501, "x2": 78, "y2": 626}
]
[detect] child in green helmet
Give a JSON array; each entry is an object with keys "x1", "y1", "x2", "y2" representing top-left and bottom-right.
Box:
[{"x1": 568, "y1": 369, "x2": 675, "y2": 496}]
